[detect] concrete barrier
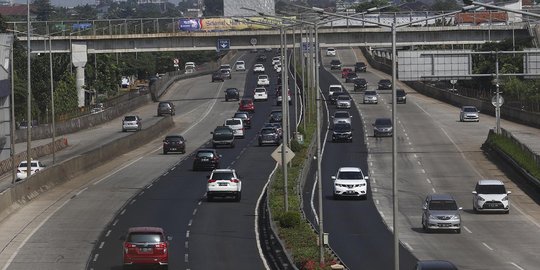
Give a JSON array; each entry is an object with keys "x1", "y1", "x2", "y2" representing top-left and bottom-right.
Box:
[
  {"x1": 0, "y1": 116, "x2": 174, "y2": 220},
  {"x1": 0, "y1": 138, "x2": 68, "y2": 176}
]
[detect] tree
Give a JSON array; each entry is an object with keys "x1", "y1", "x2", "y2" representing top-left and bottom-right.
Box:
[
  {"x1": 354, "y1": 0, "x2": 399, "y2": 12},
  {"x1": 203, "y1": 0, "x2": 223, "y2": 16},
  {"x1": 430, "y1": 0, "x2": 460, "y2": 11},
  {"x1": 33, "y1": 0, "x2": 54, "y2": 21},
  {"x1": 54, "y1": 73, "x2": 78, "y2": 117}
]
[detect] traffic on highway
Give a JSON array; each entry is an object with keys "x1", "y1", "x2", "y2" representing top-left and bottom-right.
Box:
[{"x1": 0, "y1": 46, "x2": 540, "y2": 270}]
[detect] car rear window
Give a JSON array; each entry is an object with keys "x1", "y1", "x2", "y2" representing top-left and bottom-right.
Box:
[
  {"x1": 338, "y1": 96, "x2": 350, "y2": 100},
  {"x1": 226, "y1": 120, "x2": 241, "y2": 125},
  {"x1": 261, "y1": 128, "x2": 275, "y2": 135},
  {"x1": 335, "y1": 112, "x2": 349, "y2": 118},
  {"x1": 234, "y1": 113, "x2": 248, "y2": 119},
  {"x1": 165, "y1": 136, "x2": 183, "y2": 141},
  {"x1": 159, "y1": 103, "x2": 171, "y2": 108},
  {"x1": 213, "y1": 127, "x2": 233, "y2": 135},
  {"x1": 477, "y1": 184, "x2": 506, "y2": 194},
  {"x1": 211, "y1": 172, "x2": 234, "y2": 180},
  {"x1": 255, "y1": 88, "x2": 266, "y2": 93},
  {"x1": 241, "y1": 100, "x2": 252, "y2": 105},
  {"x1": 197, "y1": 151, "x2": 215, "y2": 158},
  {"x1": 124, "y1": 116, "x2": 137, "y2": 121},
  {"x1": 258, "y1": 75, "x2": 268, "y2": 79},
  {"x1": 127, "y1": 233, "x2": 163, "y2": 243},
  {"x1": 429, "y1": 200, "x2": 458, "y2": 210},
  {"x1": 337, "y1": 171, "x2": 363, "y2": 179},
  {"x1": 365, "y1": 91, "x2": 377, "y2": 95}
]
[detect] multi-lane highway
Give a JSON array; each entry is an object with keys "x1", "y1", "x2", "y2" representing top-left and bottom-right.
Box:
[
  {"x1": 301, "y1": 47, "x2": 540, "y2": 270},
  {"x1": 1, "y1": 45, "x2": 540, "y2": 270}
]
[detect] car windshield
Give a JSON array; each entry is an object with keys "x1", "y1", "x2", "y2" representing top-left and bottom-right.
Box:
[
  {"x1": 356, "y1": 62, "x2": 366, "y2": 67},
  {"x1": 380, "y1": 80, "x2": 391, "y2": 84},
  {"x1": 197, "y1": 151, "x2": 215, "y2": 158},
  {"x1": 234, "y1": 113, "x2": 247, "y2": 119},
  {"x1": 365, "y1": 91, "x2": 377, "y2": 96},
  {"x1": 261, "y1": 128, "x2": 275, "y2": 135},
  {"x1": 226, "y1": 88, "x2": 237, "y2": 93},
  {"x1": 211, "y1": 172, "x2": 234, "y2": 180},
  {"x1": 331, "y1": 60, "x2": 340, "y2": 64},
  {"x1": 477, "y1": 185, "x2": 506, "y2": 194},
  {"x1": 335, "y1": 112, "x2": 349, "y2": 118},
  {"x1": 124, "y1": 116, "x2": 137, "y2": 121},
  {"x1": 337, "y1": 171, "x2": 363, "y2": 179},
  {"x1": 213, "y1": 128, "x2": 233, "y2": 136},
  {"x1": 127, "y1": 233, "x2": 163, "y2": 243},
  {"x1": 375, "y1": 119, "x2": 392, "y2": 126},
  {"x1": 159, "y1": 103, "x2": 171, "y2": 108},
  {"x1": 429, "y1": 200, "x2": 458, "y2": 210},
  {"x1": 226, "y1": 119, "x2": 241, "y2": 125},
  {"x1": 220, "y1": 70, "x2": 229, "y2": 74},
  {"x1": 464, "y1": 107, "x2": 477, "y2": 112},
  {"x1": 271, "y1": 112, "x2": 282, "y2": 117},
  {"x1": 334, "y1": 124, "x2": 351, "y2": 131},
  {"x1": 241, "y1": 100, "x2": 252, "y2": 105},
  {"x1": 397, "y1": 90, "x2": 406, "y2": 96}
]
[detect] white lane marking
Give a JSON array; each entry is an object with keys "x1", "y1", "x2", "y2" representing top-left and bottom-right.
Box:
[
  {"x1": 120, "y1": 209, "x2": 126, "y2": 215},
  {"x1": 129, "y1": 199, "x2": 136, "y2": 205},
  {"x1": 509, "y1": 262, "x2": 525, "y2": 270},
  {"x1": 379, "y1": 210, "x2": 386, "y2": 218},
  {"x1": 375, "y1": 199, "x2": 379, "y2": 205},
  {"x1": 185, "y1": 241, "x2": 189, "y2": 249},
  {"x1": 311, "y1": 173, "x2": 319, "y2": 226},
  {"x1": 403, "y1": 242, "x2": 413, "y2": 251},
  {"x1": 139, "y1": 191, "x2": 145, "y2": 196},
  {"x1": 417, "y1": 161, "x2": 421, "y2": 166},
  {"x1": 146, "y1": 184, "x2": 153, "y2": 189},
  {"x1": 183, "y1": 83, "x2": 224, "y2": 135},
  {"x1": 482, "y1": 242, "x2": 494, "y2": 251},
  {"x1": 463, "y1": 226, "x2": 472, "y2": 234},
  {"x1": 99, "y1": 242, "x2": 105, "y2": 249},
  {"x1": 421, "y1": 169, "x2": 425, "y2": 174},
  {"x1": 373, "y1": 188, "x2": 378, "y2": 193},
  {"x1": 431, "y1": 187, "x2": 436, "y2": 193},
  {"x1": 186, "y1": 230, "x2": 190, "y2": 238},
  {"x1": 372, "y1": 178, "x2": 376, "y2": 184},
  {"x1": 2, "y1": 188, "x2": 82, "y2": 270},
  {"x1": 93, "y1": 156, "x2": 144, "y2": 185},
  {"x1": 105, "y1": 230, "x2": 111, "y2": 237},
  {"x1": 192, "y1": 209, "x2": 197, "y2": 215},
  {"x1": 163, "y1": 171, "x2": 169, "y2": 176},
  {"x1": 413, "y1": 154, "x2": 417, "y2": 158},
  {"x1": 185, "y1": 254, "x2": 189, "y2": 263},
  {"x1": 75, "y1": 187, "x2": 87, "y2": 197},
  {"x1": 93, "y1": 254, "x2": 99, "y2": 262},
  {"x1": 188, "y1": 219, "x2": 192, "y2": 227},
  {"x1": 254, "y1": 163, "x2": 277, "y2": 270},
  {"x1": 112, "y1": 219, "x2": 118, "y2": 226},
  {"x1": 426, "y1": 178, "x2": 432, "y2": 184}
]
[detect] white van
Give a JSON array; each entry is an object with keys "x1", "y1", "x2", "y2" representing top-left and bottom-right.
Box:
[{"x1": 224, "y1": 118, "x2": 245, "y2": 138}]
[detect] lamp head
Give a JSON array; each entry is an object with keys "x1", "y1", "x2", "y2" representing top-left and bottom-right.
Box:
[
  {"x1": 312, "y1": 7, "x2": 324, "y2": 13},
  {"x1": 463, "y1": 0, "x2": 473, "y2": 5}
]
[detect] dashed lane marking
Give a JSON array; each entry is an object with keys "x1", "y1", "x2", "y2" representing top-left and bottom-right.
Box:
[
  {"x1": 99, "y1": 242, "x2": 105, "y2": 249},
  {"x1": 509, "y1": 262, "x2": 525, "y2": 270},
  {"x1": 482, "y1": 242, "x2": 494, "y2": 251},
  {"x1": 463, "y1": 226, "x2": 472, "y2": 234}
]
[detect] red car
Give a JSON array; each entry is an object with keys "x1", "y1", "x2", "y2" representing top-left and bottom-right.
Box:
[
  {"x1": 239, "y1": 98, "x2": 255, "y2": 113},
  {"x1": 341, "y1": 68, "x2": 353, "y2": 78},
  {"x1": 123, "y1": 227, "x2": 171, "y2": 268}
]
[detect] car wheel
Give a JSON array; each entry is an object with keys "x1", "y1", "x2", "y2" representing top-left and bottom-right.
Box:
[
  {"x1": 236, "y1": 192, "x2": 242, "y2": 202},
  {"x1": 259, "y1": 142, "x2": 262, "y2": 147},
  {"x1": 207, "y1": 194, "x2": 213, "y2": 202},
  {"x1": 163, "y1": 150, "x2": 167, "y2": 155},
  {"x1": 505, "y1": 209, "x2": 510, "y2": 214},
  {"x1": 422, "y1": 221, "x2": 427, "y2": 231},
  {"x1": 225, "y1": 98, "x2": 228, "y2": 102},
  {"x1": 456, "y1": 228, "x2": 461, "y2": 234},
  {"x1": 333, "y1": 194, "x2": 339, "y2": 200},
  {"x1": 181, "y1": 149, "x2": 186, "y2": 154},
  {"x1": 192, "y1": 166, "x2": 198, "y2": 171}
]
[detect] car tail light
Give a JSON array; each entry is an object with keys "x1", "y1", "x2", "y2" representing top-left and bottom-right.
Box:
[
  {"x1": 230, "y1": 179, "x2": 239, "y2": 183},
  {"x1": 124, "y1": 243, "x2": 136, "y2": 254},
  {"x1": 208, "y1": 179, "x2": 217, "y2": 183}
]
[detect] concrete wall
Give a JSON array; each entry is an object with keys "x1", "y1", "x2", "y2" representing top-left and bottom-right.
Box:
[
  {"x1": 0, "y1": 116, "x2": 174, "y2": 220},
  {"x1": 0, "y1": 137, "x2": 68, "y2": 176}
]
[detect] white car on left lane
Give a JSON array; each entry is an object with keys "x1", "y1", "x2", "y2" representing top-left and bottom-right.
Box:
[
  {"x1": 16, "y1": 160, "x2": 46, "y2": 180},
  {"x1": 332, "y1": 167, "x2": 369, "y2": 199},
  {"x1": 253, "y1": 87, "x2": 268, "y2": 101}
]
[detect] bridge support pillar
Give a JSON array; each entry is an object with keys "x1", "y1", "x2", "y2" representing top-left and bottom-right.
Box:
[{"x1": 71, "y1": 42, "x2": 88, "y2": 107}]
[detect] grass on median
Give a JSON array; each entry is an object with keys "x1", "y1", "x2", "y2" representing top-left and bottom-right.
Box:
[{"x1": 485, "y1": 132, "x2": 540, "y2": 180}]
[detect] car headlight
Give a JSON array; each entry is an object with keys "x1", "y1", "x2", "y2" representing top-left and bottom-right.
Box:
[
  {"x1": 477, "y1": 196, "x2": 485, "y2": 201},
  {"x1": 428, "y1": 215, "x2": 437, "y2": 219},
  {"x1": 502, "y1": 195, "x2": 508, "y2": 201},
  {"x1": 450, "y1": 215, "x2": 460, "y2": 220}
]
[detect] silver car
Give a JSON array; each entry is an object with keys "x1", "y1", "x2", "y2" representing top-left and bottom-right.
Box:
[
  {"x1": 459, "y1": 105, "x2": 479, "y2": 122},
  {"x1": 122, "y1": 115, "x2": 142, "y2": 132},
  {"x1": 336, "y1": 95, "x2": 352, "y2": 109},
  {"x1": 422, "y1": 194, "x2": 462, "y2": 233},
  {"x1": 363, "y1": 90, "x2": 378, "y2": 104},
  {"x1": 332, "y1": 111, "x2": 352, "y2": 125}
]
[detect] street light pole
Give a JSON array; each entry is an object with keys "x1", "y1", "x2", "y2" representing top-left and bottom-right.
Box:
[
  {"x1": 48, "y1": 34, "x2": 56, "y2": 163},
  {"x1": 26, "y1": 0, "x2": 32, "y2": 178},
  {"x1": 280, "y1": 25, "x2": 289, "y2": 212},
  {"x1": 314, "y1": 21, "x2": 325, "y2": 265},
  {"x1": 9, "y1": 41, "x2": 16, "y2": 184},
  {"x1": 391, "y1": 21, "x2": 399, "y2": 270},
  {"x1": 495, "y1": 53, "x2": 501, "y2": 134}
]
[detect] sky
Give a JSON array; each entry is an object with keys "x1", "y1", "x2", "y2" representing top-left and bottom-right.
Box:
[{"x1": 13, "y1": 0, "x2": 183, "y2": 8}]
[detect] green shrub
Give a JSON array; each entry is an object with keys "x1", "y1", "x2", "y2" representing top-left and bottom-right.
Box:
[
  {"x1": 291, "y1": 139, "x2": 304, "y2": 153},
  {"x1": 279, "y1": 211, "x2": 301, "y2": 228}
]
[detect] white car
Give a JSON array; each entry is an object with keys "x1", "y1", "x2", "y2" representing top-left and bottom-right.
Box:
[
  {"x1": 472, "y1": 179, "x2": 511, "y2": 213},
  {"x1": 235, "y1": 60, "x2": 246, "y2": 71},
  {"x1": 336, "y1": 95, "x2": 352, "y2": 109},
  {"x1": 257, "y1": 74, "x2": 270, "y2": 86},
  {"x1": 219, "y1": 64, "x2": 232, "y2": 72},
  {"x1": 271, "y1": 57, "x2": 281, "y2": 65},
  {"x1": 363, "y1": 90, "x2": 379, "y2": 104},
  {"x1": 460, "y1": 106, "x2": 480, "y2": 122},
  {"x1": 326, "y1": 47, "x2": 336, "y2": 56},
  {"x1": 122, "y1": 115, "x2": 142, "y2": 132},
  {"x1": 328, "y1": 84, "x2": 343, "y2": 97},
  {"x1": 253, "y1": 64, "x2": 265, "y2": 73},
  {"x1": 332, "y1": 111, "x2": 352, "y2": 124},
  {"x1": 16, "y1": 160, "x2": 45, "y2": 180},
  {"x1": 253, "y1": 87, "x2": 268, "y2": 101},
  {"x1": 184, "y1": 61, "x2": 196, "y2": 70},
  {"x1": 332, "y1": 167, "x2": 369, "y2": 199},
  {"x1": 225, "y1": 118, "x2": 245, "y2": 138},
  {"x1": 206, "y1": 169, "x2": 242, "y2": 202},
  {"x1": 274, "y1": 63, "x2": 282, "y2": 73}
]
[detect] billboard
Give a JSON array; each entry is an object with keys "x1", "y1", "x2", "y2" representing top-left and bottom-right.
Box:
[{"x1": 179, "y1": 19, "x2": 201, "y2": 31}]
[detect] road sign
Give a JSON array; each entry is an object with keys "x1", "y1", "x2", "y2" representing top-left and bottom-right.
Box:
[
  {"x1": 271, "y1": 144, "x2": 295, "y2": 165},
  {"x1": 491, "y1": 95, "x2": 504, "y2": 107},
  {"x1": 217, "y1": 39, "x2": 230, "y2": 50},
  {"x1": 173, "y1": 58, "x2": 179, "y2": 64}
]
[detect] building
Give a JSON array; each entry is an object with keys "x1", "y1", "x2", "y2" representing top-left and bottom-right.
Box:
[{"x1": 224, "y1": 0, "x2": 275, "y2": 17}]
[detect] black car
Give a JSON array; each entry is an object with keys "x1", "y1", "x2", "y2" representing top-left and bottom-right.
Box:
[
  {"x1": 373, "y1": 118, "x2": 393, "y2": 137},
  {"x1": 263, "y1": 122, "x2": 283, "y2": 138},
  {"x1": 268, "y1": 110, "x2": 283, "y2": 123},
  {"x1": 332, "y1": 122, "x2": 353, "y2": 142},
  {"x1": 330, "y1": 91, "x2": 342, "y2": 104},
  {"x1": 354, "y1": 62, "x2": 367, "y2": 72},
  {"x1": 225, "y1": 88, "x2": 240, "y2": 102},
  {"x1": 258, "y1": 127, "x2": 281, "y2": 146},
  {"x1": 257, "y1": 54, "x2": 267, "y2": 62},
  {"x1": 330, "y1": 59, "x2": 342, "y2": 70},
  {"x1": 157, "y1": 101, "x2": 175, "y2": 116},
  {"x1": 353, "y1": 78, "x2": 368, "y2": 91},
  {"x1": 396, "y1": 89, "x2": 407, "y2": 104},
  {"x1": 211, "y1": 126, "x2": 235, "y2": 148},
  {"x1": 233, "y1": 111, "x2": 252, "y2": 129},
  {"x1": 163, "y1": 135, "x2": 186, "y2": 154},
  {"x1": 193, "y1": 149, "x2": 221, "y2": 171},
  {"x1": 378, "y1": 79, "x2": 392, "y2": 90},
  {"x1": 212, "y1": 72, "x2": 225, "y2": 82},
  {"x1": 345, "y1": 72, "x2": 358, "y2": 83}
]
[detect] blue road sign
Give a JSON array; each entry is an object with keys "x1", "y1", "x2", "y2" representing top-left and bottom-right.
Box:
[{"x1": 217, "y1": 39, "x2": 230, "y2": 51}]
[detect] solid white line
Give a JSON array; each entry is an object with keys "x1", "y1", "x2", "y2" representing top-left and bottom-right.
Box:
[
  {"x1": 93, "y1": 156, "x2": 144, "y2": 185},
  {"x1": 75, "y1": 187, "x2": 87, "y2": 197},
  {"x1": 509, "y1": 262, "x2": 525, "y2": 270},
  {"x1": 482, "y1": 242, "x2": 494, "y2": 251},
  {"x1": 403, "y1": 242, "x2": 413, "y2": 251},
  {"x1": 93, "y1": 254, "x2": 99, "y2": 262},
  {"x1": 311, "y1": 173, "x2": 319, "y2": 225},
  {"x1": 99, "y1": 242, "x2": 105, "y2": 249},
  {"x1": 463, "y1": 226, "x2": 472, "y2": 234},
  {"x1": 183, "y1": 83, "x2": 224, "y2": 135},
  {"x1": 254, "y1": 163, "x2": 278, "y2": 270}
]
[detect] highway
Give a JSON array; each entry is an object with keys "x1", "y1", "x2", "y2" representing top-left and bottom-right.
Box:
[{"x1": 301, "y1": 47, "x2": 540, "y2": 270}]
